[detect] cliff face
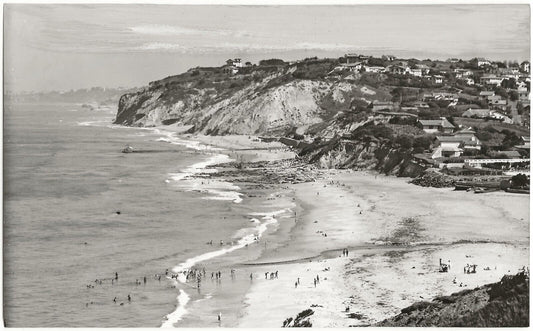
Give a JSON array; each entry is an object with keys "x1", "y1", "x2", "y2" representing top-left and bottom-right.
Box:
[
  {"x1": 298, "y1": 138, "x2": 425, "y2": 177},
  {"x1": 114, "y1": 62, "x2": 391, "y2": 136}
]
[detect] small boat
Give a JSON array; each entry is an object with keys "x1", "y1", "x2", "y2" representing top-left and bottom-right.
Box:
[
  {"x1": 122, "y1": 145, "x2": 135, "y2": 153},
  {"x1": 454, "y1": 183, "x2": 470, "y2": 191}
]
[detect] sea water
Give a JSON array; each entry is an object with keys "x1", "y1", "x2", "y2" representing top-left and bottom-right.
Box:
[{"x1": 3, "y1": 102, "x2": 289, "y2": 327}]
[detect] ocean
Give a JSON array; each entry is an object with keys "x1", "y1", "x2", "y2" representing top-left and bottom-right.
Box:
[{"x1": 3, "y1": 102, "x2": 291, "y2": 327}]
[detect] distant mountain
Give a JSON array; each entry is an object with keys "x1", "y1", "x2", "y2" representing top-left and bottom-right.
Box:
[{"x1": 5, "y1": 86, "x2": 140, "y2": 105}]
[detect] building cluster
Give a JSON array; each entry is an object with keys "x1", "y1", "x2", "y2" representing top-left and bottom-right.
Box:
[{"x1": 222, "y1": 58, "x2": 253, "y2": 74}]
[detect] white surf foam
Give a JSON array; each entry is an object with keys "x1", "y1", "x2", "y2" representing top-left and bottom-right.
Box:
[
  {"x1": 161, "y1": 288, "x2": 190, "y2": 327},
  {"x1": 160, "y1": 208, "x2": 289, "y2": 327},
  {"x1": 77, "y1": 119, "x2": 113, "y2": 127},
  {"x1": 168, "y1": 153, "x2": 231, "y2": 182}
]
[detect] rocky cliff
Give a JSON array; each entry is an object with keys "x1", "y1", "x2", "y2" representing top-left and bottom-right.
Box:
[
  {"x1": 114, "y1": 59, "x2": 391, "y2": 136},
  {"x1": 114, "y1": 59, "x2": 434, "y2": 177}
]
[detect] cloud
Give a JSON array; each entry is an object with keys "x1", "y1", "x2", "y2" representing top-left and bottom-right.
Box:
[
  {"x1": 132, "y1": 41, "x2": 394, "y2": 54},
  {"x1": 129, "y1": 24, "x2": 204, "y2": 36},
  {"x1": 135, "y1": 42, "x2": 189, "y2": 51}
]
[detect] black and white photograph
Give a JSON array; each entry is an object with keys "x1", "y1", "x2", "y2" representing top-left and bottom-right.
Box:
[{"x1": 2, "y1": 1, "x2": 531, "y2": 327}]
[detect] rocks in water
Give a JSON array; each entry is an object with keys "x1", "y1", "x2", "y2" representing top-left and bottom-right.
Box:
[{"x1": 202, "y1": 159, "x2": 321, "y2": 185}]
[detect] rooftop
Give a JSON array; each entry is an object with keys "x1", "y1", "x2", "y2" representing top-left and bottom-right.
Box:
[{"x1": 419, "y1": 118, "x2": 455, "y2": 128}]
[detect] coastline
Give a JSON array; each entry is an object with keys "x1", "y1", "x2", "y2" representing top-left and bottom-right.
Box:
[
  {"x1": 146, "y1": 129, "x2": 529, "y2": 328},
  {"x1": 237, "y1": 171, "x2": 529, "y2": 327}
]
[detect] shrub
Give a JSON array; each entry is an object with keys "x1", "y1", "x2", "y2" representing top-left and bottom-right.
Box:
[
  {"x1": 395, "y1": 134, "x2": 414, "y2": 149},
  {"x1": 413, "y1": 135, "x2": 432, "y2": 150},
  {"x1": 259, "y1": 58, "x2": 285, "y2": 66},
  {"x1": 511, "y1": 174, "x2": 529, "y2": 188}
]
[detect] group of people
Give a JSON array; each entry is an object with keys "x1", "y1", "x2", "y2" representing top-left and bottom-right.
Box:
[
  {"x1": 294, "y1": 275, "x2": 321, "y2": 288},
  {"x1": 342, "y1": 248, "x2": 349, "y2": 257},
  {"x1": 84, "y1": 272, "x2": 143, "y2": 307},
  {"x1": 464, "y1": 264, "x2": 477, "y2": 274},
  {"x1": 112, "y1": 294, "x2": 131, "y2": 305},
  {"x1": 265, "y1": 271, "x2": 278, "y2": 279}
]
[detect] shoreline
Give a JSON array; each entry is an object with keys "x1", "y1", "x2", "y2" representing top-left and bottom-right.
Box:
[
  {"x1": 145, "y1": 129, "x2": 529, "y2": 328},
  {"x1": 236, "y1": 170, "x2": 529, "y2": 327},
  {"x1": 154, "y1": 130, "x2": 300, "y2": 327}
]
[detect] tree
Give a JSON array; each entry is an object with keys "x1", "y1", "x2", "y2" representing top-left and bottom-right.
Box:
[
  {"x1": 501, "y1": 78, "x2": 517, "y2": 89},
  {"x1": 395, "y1": 135, "x2": 414, "y2": 149},
  {"x1": 501, "y1": 131, "x2": 521, "y2": 150},
  {"x1": 511, "y1": 174, "x2": 529, "y2": 188},
  {"x1": 259, "y1": 59, "x2": 285, "y2": 66},
  {"x1": 494, "y1": 87, "x2": 508, "y2": 99},
  {"x1": 367, "y1": 57, "x2": 385, "y2": 67},
  {"x1": 413, "y1": 135, "x2": 432, "y2": 150},
  {"x1": 509, "y1": 90, "x2": 519, "y2": 101}
]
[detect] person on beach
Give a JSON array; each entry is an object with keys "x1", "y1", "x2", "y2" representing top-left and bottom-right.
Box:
[
  {"x1": 115, "y1": 272, "x2": 118, "y2": 280},
  {"x1": 211, "y1": 272, "x2": 214, "y2": 279},
  {"x1": 127, "y1": 294, "x2": 131, "y2": 302},
  {"x1": 314, "y1": 279, "x2": 316, "y2": 287},
  {"x1": 265, "y1": 272, "x2": 268, "y2": 279},
  {"x1": 275, "y1": 271, "x2": 278, "y2": 278},
  {"x1": 297, "y1": 277, "x2": 300, "y2": 285},
  {"x1": 316, "y1": 275, "x2": 319, "y2": 283},
  {"x1": 144, "y1": 276, "x2": 147, "y2": 284},
  {"x1": 218, "y1": 312, "x2": 221, "y2": 322},
  {"x1": 250, "y1": 273, "x2": 253, "y2": 280},
  {"x1": 295, "y1": 281, "x2": 298, "y2": 288},
  {"x1": 113, "y1": 297, "x2": 117, "y2": 303}
]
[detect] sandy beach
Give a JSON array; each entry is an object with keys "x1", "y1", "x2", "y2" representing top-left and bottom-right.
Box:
[
  {"x1": 154, "y1": 132, "x2": 528, "y2": 327},
  {"x1": 234, "y1": 168, "x2": 529, "y2": 327}
]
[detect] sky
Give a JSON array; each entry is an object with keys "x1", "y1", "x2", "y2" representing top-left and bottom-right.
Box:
[{"x1": 3, "y1": 4, "x2": 531, "y2": 92}]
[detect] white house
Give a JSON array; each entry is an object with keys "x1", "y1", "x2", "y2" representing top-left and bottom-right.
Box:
[
  {"x1": 418, "y1": 117, "x2": 455, "y2": 134},
  {"x1": 477, "y1": 58, "x2": 492, "y2": 67},
  {"x1": 462, "y1": 108, "x2": 512, "y2": 123},
  {"x1": 432, "y1": 75, "x2": 444, "y2": 84},
  {"x1": 480, "y1": 75, "x2": 504, "y2": 86},
  {"x1": 363, "y1": 65, "x2": 386, "y2": 73},
  {"x1": 410, "y1": 68, "x2": 423, "y2": 77},
  {"x1": 520, "y1": 61, "x2": 530, "y2": 73},
  {"x1": 386, "y1": 65, "x2": 409, "y2": 75},
  {"x1": 416, "y1": 64, "x2": 431, "y2": 75},
  {"x1": 454, "y1": 69, "x2": 474, "y2": 78},
  {"x1": 341, "y1": 62, "x2": 363, "y2": 72}
]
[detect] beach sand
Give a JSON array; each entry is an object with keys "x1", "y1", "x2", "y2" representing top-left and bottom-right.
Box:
[
  {"x1": 237, "y1": 170, "x2": 529, "y2": 327},
  {"x1": 160, "y1": 133, "x2": 528, "y2": 327}
]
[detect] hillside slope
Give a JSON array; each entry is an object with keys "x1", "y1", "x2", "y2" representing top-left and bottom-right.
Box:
[
  {"x1": 114, "y1": 60, "x2": 391, "y2": 135},
  {"x1": 375, "y1": 271, "x2": 529, "y2": 327}
]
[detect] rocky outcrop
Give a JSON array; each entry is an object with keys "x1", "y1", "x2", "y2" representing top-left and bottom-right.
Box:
[{"x1": 297, "y1": 137, "x2": 426, "y2": 178}]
